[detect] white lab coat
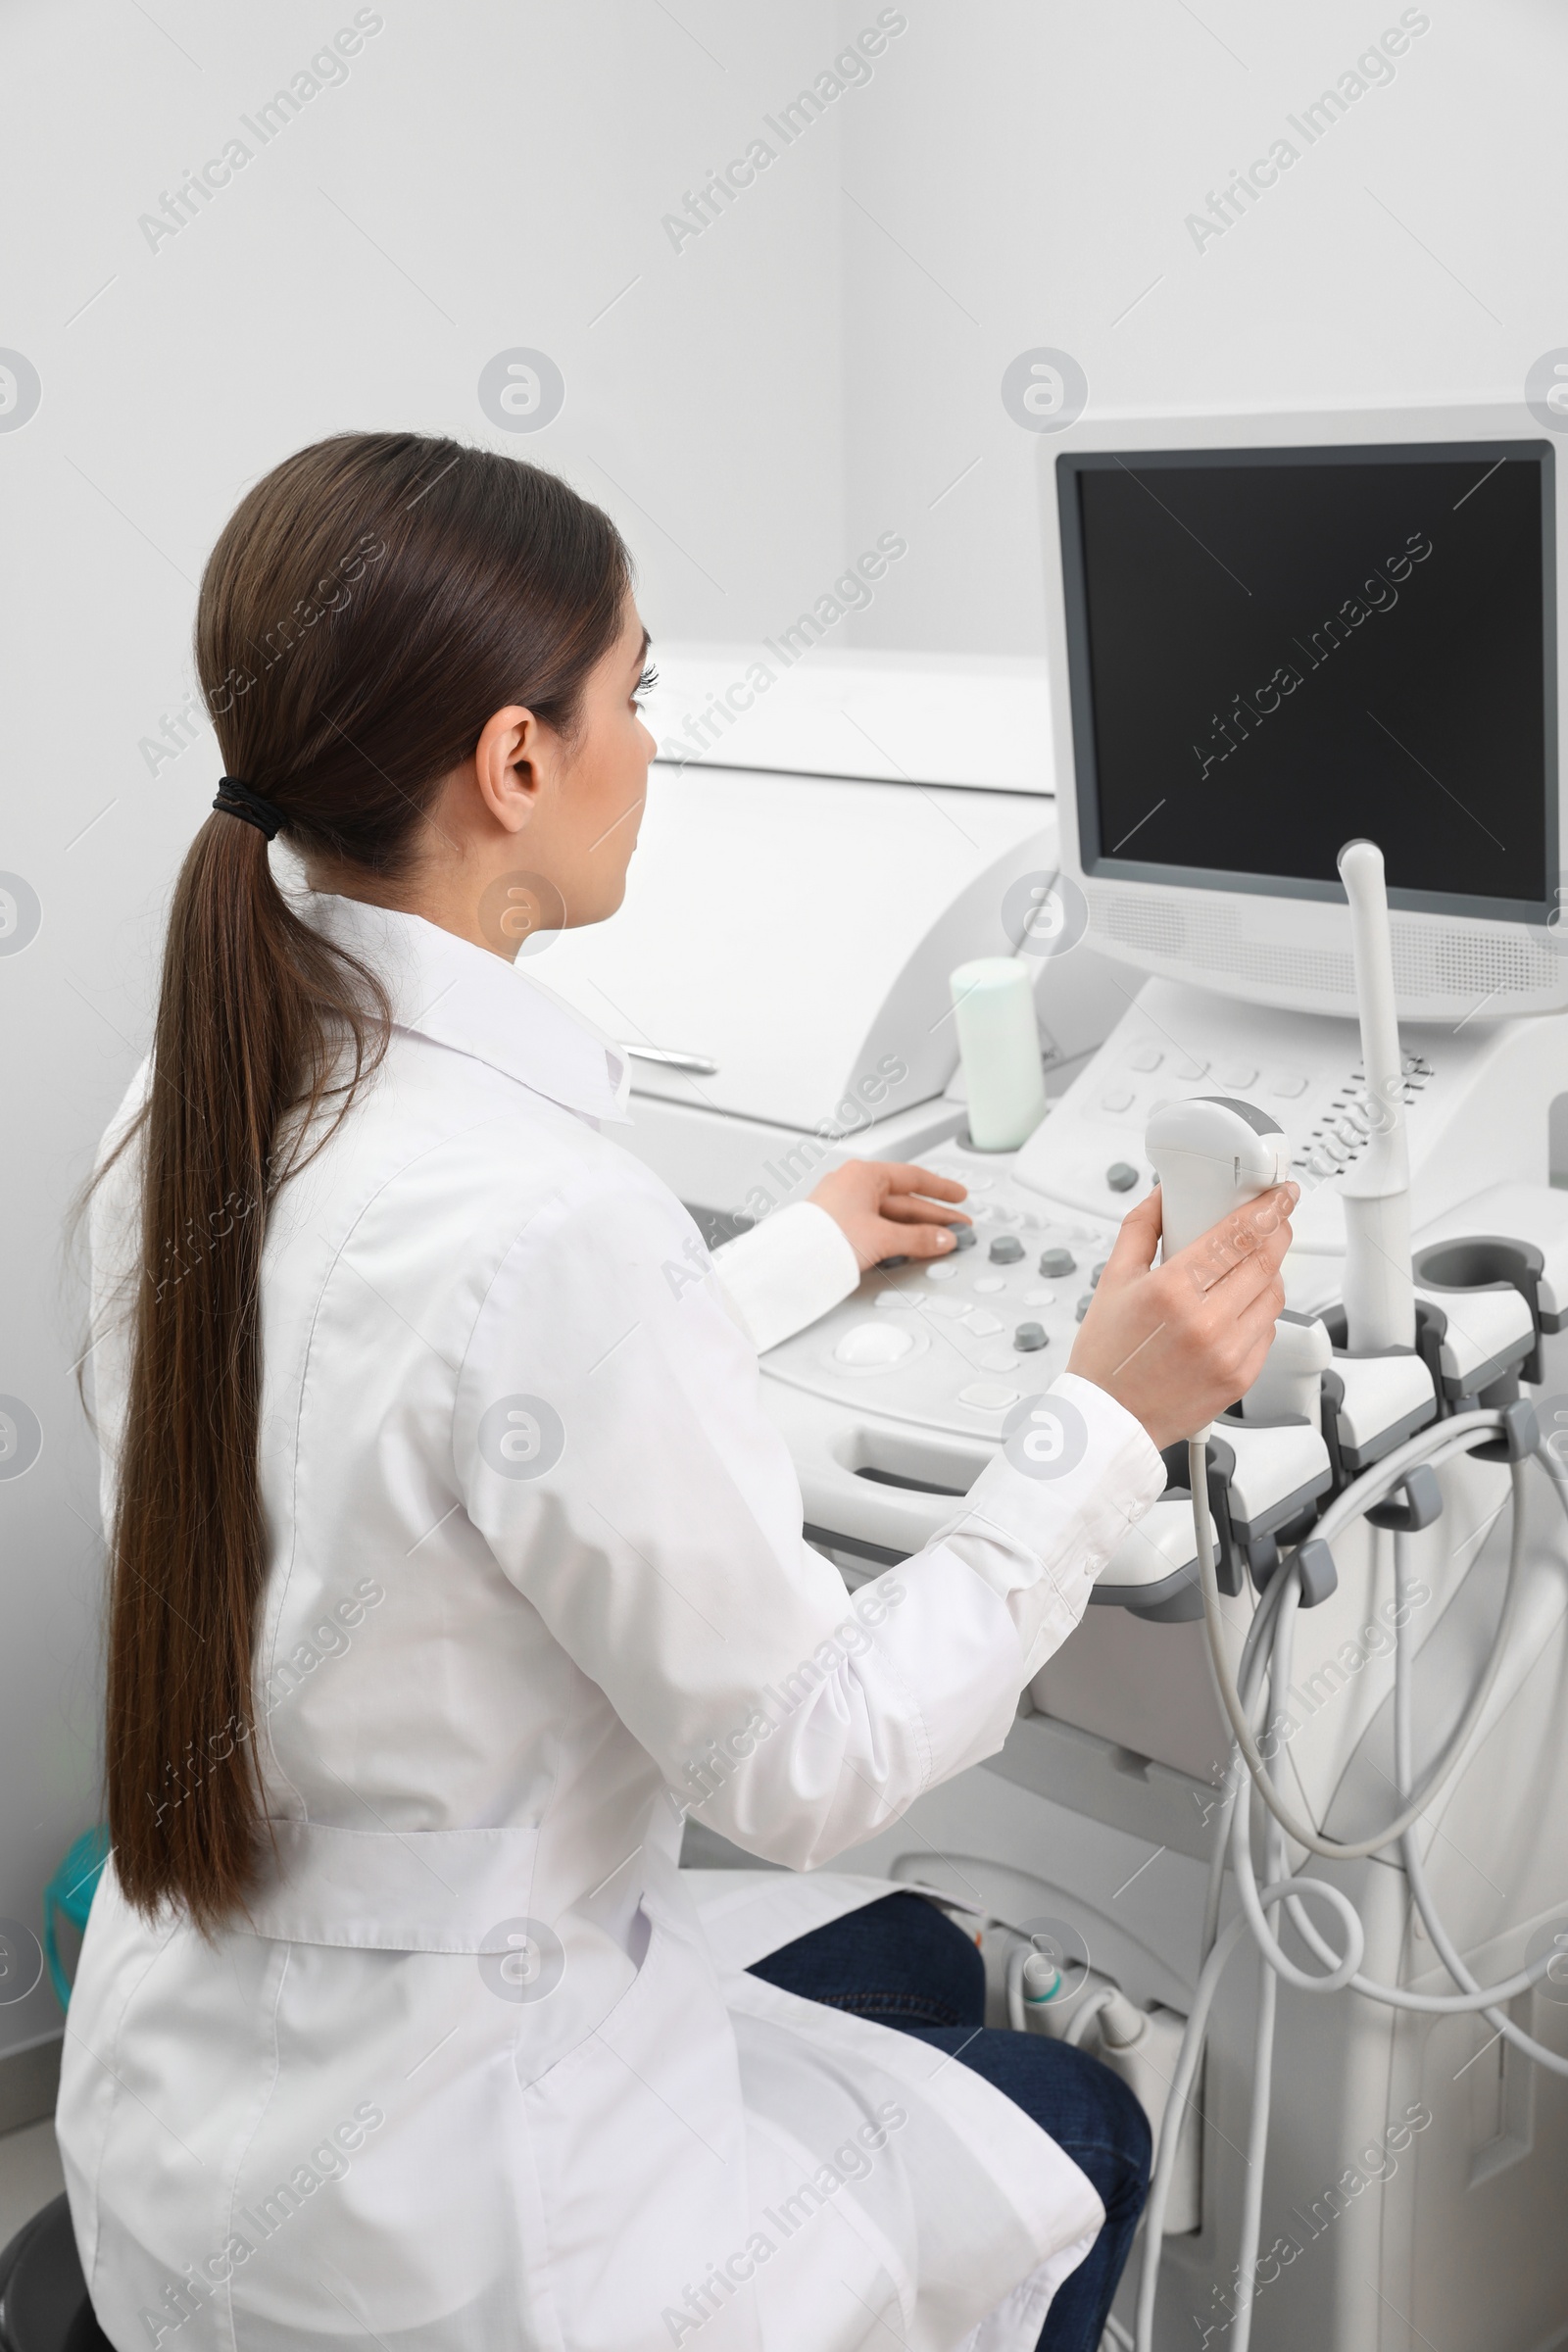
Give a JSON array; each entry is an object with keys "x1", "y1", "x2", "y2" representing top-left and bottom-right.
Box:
[{"x1": 58, "y1": 893, "x2": 1165, "y2": 2352}]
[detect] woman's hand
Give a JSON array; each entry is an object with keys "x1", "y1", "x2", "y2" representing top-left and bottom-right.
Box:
[
  {"x1": 1066, "y1": 1182, "x2": 1298, "y2": 1451},
  {"x1": 808, "y1": 1159, "x2": 971, "y2": 1270}
]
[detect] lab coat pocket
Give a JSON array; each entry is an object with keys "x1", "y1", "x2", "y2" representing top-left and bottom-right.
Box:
[{"x1": 516, "y1": 1896, "x2": 758, "y2": 2352}]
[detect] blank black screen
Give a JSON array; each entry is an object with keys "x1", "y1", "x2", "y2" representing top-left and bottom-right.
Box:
[{"x1": 1061, "y1": 444, "x2": 1553, "y2": 912}]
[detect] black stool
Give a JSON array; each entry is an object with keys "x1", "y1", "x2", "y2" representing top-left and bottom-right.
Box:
[{"x1": 0, "y1": 2196, "x2": 112, "y2": 2352}]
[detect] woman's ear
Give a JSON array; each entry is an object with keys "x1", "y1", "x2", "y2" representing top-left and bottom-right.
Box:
[{"x1": 473, "y1": 705, "x2": 545, "y2": 834}]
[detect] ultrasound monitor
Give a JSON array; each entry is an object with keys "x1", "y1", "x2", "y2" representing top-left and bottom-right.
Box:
[{"x1": 1042, "y1": 403, "x2": 1566, "y2": 1019}]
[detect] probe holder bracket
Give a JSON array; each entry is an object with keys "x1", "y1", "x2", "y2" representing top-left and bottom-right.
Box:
[{"x1": 1412, "y1": 1236, "x2": 1547, "y2": 1389}]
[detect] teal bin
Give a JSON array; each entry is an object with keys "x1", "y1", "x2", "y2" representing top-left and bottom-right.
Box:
[{"x1": 43, "y1": 1825, "x2": 110, "y2": 2010}]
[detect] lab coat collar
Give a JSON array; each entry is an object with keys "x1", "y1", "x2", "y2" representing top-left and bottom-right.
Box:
[{"x1": 298, "y1": 890, "x2": 633, "y2": 1126}]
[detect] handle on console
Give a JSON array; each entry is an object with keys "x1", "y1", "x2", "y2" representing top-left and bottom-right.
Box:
[{"x1": 800, "y1": 1465, "x2": 957, "y2": 1567}]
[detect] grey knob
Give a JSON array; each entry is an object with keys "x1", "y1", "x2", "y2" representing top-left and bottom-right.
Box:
[
  {"x1": 989, "y1": 1234, "x2": 1026, "y2": 1264},
  {"x1": 951, "y1": 1224, "x2": 977, "y2": 1251},
  {"x1": 1075, "y1": 1294, "x2": 1094, "y2": 1323},
  {"x1": 1038, "y1": 1247, "x2": 1076, "y2": 1278},
  {"x1": 1013, "y1": 1322, "x2": 1048, "y2": 1352},
  {"x1": 1106, "y1": 1162, "x2": 1139, "y2": 1194}
]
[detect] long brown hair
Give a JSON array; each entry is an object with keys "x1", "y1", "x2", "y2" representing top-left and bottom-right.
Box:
[{"x1": 98, "y1": 433, "x2": 630, "y2": 1929}]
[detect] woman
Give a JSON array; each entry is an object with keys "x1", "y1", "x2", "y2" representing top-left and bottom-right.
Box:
[{"x1": 59, "y1": 433, "x2": 1294, "y2": 2352}]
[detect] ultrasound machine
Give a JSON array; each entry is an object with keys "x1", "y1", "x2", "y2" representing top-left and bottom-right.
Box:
[{"x1": 540, "y1": 399, "x2": 1568, "y2": 2351}]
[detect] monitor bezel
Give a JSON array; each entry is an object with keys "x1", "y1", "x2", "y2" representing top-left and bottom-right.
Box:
[{"x1": 1056, "y1": 436, "x2": 1559, "y2": 928}]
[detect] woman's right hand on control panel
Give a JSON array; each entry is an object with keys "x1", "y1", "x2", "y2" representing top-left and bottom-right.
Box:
[{"x1": 1065, "y1": 1182, "x2": 1298, "y2": 1452}]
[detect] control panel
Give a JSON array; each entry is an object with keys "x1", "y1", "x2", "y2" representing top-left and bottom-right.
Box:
[
  {"x1": 760, "y1": 979, "x2": 1568, "y2": 1471},
  {"x1": 1008, "y1": 979, "x2": 1552, "y2": 1263},
  {"x1": 762, "y1": 1152, "x2": 1117, "y2": 1443}
]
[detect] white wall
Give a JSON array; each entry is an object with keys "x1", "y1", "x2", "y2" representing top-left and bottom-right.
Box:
[
  {"x1": 0, "y1": 0, "x2": 856, "y2": 2059},
  {"x1": 0, "y1": 0, "x2": 1558, "y2": 2059},
  {"x1": 839, "y1": 0, "x2": 1568, "y2": 653}
]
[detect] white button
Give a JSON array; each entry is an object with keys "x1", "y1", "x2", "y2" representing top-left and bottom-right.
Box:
[
  {"x1": 976, "y1": 1348, "x2": 1021, "y2": 1373},
  {"x1": 1269, "y1": 1071, "x2": 1308, "y2": 1099},
  {"x1": 1216, "y1": 1063, "x2": 1256, "y2": 1089},
  {"x1": 1128, "y1": 1045, "x2": 1163, "y2": 1072},
  {"x1": 1101, "y1": 1087, "x2": 1135, "y2": 1113},
  {"x1": 962, "y1": 1175, "x2": 994, "y2": 1191},
  {"x1": 873, "y1": 1292, "x2": 910, "y2": 1309},
  {"x1": 990, "y1": 1207, "x2": 1017, "y2": 1224},
  {"x1": 1024, "y1": 1287, "x2": 1057, "y2": 1307},
  {"x1": 971, "y1": 1275, "x2": 1006, "y2": 1295},
  {"x1": 1171, "y1": 1056, "x2": 1209, "y2": 1081},
  {"x1": 958, "y1": 1382, "x2": 1019, "y2": 1410},
  {"x1": 925, "y1": 1261, "x2": 958, "y2": 1281},
  {"x1": 833, "y1": 1322, "x2": 917, "y2": 1366},
  {"x1": 966, "y1": 1310, "x2": 1004, "y2": 1337},
  {"x1": 922, "y1": 1296, "x2": 968, "y2": 1318}
]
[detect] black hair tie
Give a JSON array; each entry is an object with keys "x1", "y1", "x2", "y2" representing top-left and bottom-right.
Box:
[{"x1": 213, "y1": 777, "x2": 284, "y2": 840}]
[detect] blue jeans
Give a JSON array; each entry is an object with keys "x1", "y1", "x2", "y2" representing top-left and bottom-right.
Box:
[{"x1": 749, "y1": 1892, "x2": 1150, "y2": 2352}]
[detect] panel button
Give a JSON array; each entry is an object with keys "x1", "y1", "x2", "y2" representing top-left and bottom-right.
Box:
[
  {"x1": 958, "y1": 1382, "x2": 1019, "y2": 1410},
  {"x1": 1105, "y1": 1162, "x2": 1140, "y2": 1193},
  {"x1": 1128, "y1": 1044, "x2": 1163, "y2": 1072},
  {"x1": 966, "y1": 1310, "x2": 1004, "y2": 1337},
  {"x1": 1090, "y1": 1260, "x2": 1108, "y2": 1288},
  {"x1": 1024, "y1": 1287, "x2": 1056, "y2": 1306},
  {"x1": 951, "y1": 1225, "x2": 977, "y2": 1251},
  {"x1": 925, "y1": 1261, "x2": 958, "y2": 1281},
  {"x1": 1215, "y1": 1062, "x2": 1257, "y2": 1089},
  {"x1": 1076, "y1": 1294, "x2": 1094, "y2": 1322},
  {"x1": 989, "y1": 1234, "x2": 1026, "y2": 1263},
  {"x1": 873, "y1": 1292, "x2": 910, "y2": 1309},
  {"x1": 975, "y1": 1348, "x2": 1021, "y2": 1373},
  {"x1": 1038, "y1": 1248, "x2": 1076, "y2": 1278},
  {"x1": 1269, "y1": 1071, "x2": 1308, "y2": 1099},
  {"x1": 1100, "y1": 1087, "x2": 1135, "y2": 1113},
  {"x1": 1171, "y1": 1056, "x2": 1209, "y2": 1080},
  {"x1": 1013, "y1": 1322, "x2": 1049, "y2": 1352},
  {"x1": 833, "y1": 1322, "x2": 917, "y2": 1366},
  {"x1": 972, "y1": 1275, "x2": 1006, "y2": 1295},
  {"x1": 921, "y1": 1296, "x2": 968, "y2": 1318}
]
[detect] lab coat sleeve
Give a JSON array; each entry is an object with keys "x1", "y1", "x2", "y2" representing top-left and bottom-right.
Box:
[
  {"x1": 453, "y1": 1170, "x2": 1166, "y2": 1870},
  {"x1": 710, "y1": 1200, "x2": 861, "y2": 1352}
]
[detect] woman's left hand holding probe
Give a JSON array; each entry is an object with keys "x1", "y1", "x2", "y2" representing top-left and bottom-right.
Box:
[{"x1": 808, "y1": 1159, "x2": 970, "y2": 1270}]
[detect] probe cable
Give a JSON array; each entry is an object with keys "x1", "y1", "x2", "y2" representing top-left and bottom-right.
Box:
[
  {"x1": 1190, "y1": 1412, "x2": 1525, "y2": 1861},
  {"x1": 1134, "y1": 1418, "x2": 1568, "y2": 2352}
]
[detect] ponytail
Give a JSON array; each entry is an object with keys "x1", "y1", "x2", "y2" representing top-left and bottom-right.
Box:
[
  {"x1": 95, "y1": 433, "x2": 630, "y2": 1926},
  {"x1": 106, "y1": 818, "x2": 387, "y2": 1927}
]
